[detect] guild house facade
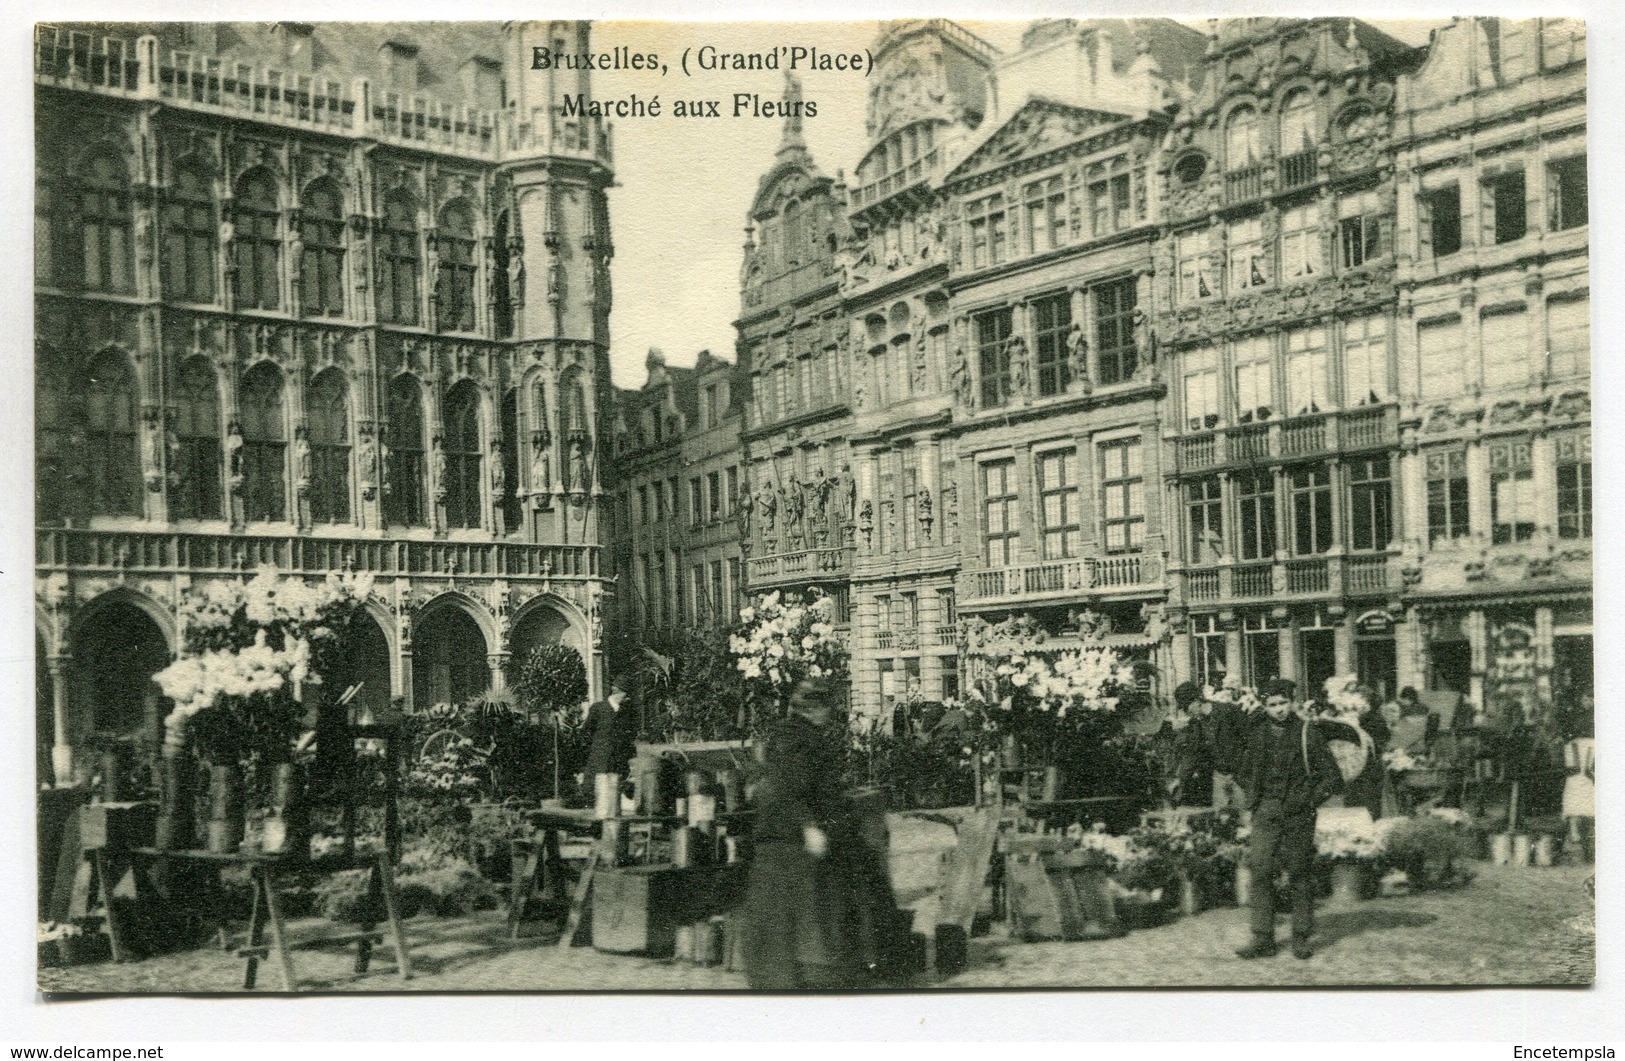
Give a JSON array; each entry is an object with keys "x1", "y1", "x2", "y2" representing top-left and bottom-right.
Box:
[
  {"x1": 723, "y1": 16, "x2": 1589, "y2": 721},
  {"x1": 34, "y1": 20, "x2": 621, "y2": 784}
]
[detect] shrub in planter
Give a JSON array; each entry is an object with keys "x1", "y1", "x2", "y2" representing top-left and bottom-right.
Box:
[{"x1": 1378, "y1": 814, "x2": 1477, "y2": 890}]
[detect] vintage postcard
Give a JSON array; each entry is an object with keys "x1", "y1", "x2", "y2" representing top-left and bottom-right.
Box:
[{"x1": 31, "y1": 15, "x2": 1594, "y2": 995}]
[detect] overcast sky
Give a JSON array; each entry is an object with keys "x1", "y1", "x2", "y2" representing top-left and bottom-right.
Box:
[{"x1": 593, "y1": 18, "x2": 1445, "y2": 388}]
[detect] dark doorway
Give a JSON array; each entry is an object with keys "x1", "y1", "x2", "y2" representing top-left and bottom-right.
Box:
[
  {"x1": 1356, "y1": 636, "x2": 1398, "y2": 701},
  {"x1": 1429, "y1": 640, "x2": 1472, "y2": 696},
  {"x1": 412, "y1": 606, "x2": 490, "y2": 708},
  {"x1": 71, "y1": 601, "x2": 169, "y2": 742}
]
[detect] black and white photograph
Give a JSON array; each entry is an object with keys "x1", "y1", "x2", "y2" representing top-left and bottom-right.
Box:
[{"x1": 27, "y1": 12, "x2": 1597, "y2": 997}]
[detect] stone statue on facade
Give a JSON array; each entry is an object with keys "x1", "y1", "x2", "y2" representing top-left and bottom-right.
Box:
[
  {"x1": 530, "y1": 438, "x2": 551, "y2": 501},
  {"x1": 950, "y1": 345, "x2": 972, "y2": 407},
  {"x1": 735, "y1": 481, "x2": 754, "y2": 538},
  {"x1": 293, "y1": 427, "x2": 312, "y2": 495},
  {"x1": 1067, "y1": 323, "x2": 1090, "y2": 390},
  {"x1": 858, "y1": 499, "x2": 874, "y2": 549},
  {"x1": 226, "y1": 421, "x2": 245, "y2": 495},
  {"x1": 358, "y1": 426, "x2": 378, "y2": 500},
  {"x1": 490, "y1": 442, "x2": 506, "y2": 500},
  {"x1": 1009, "y1": 335, "x2": 1031, "y2": 400},
  {"x1": 759, "y1": 482, "x2": 777, "y2": 533},
  {"x1": 918, "y1": 486, "x2": 934, "y2": 541},
  {"x1": 432, "y1": 435, "x2": 448, "y2": 504}
]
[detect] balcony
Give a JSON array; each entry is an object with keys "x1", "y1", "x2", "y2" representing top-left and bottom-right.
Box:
[
  {"x1": 1279, "y1": 149, "x2": 1318, "y2": 191},
  {"x1": 35, "y1": 25, "x2": 500, "y2": 157},
  {"x1": 966, "y1": 554, "x2": 1161, "y2": 605},
  {"x1": 1172, "y1": 406, "x2": 1399, "y2": 474},
  {"x1": 36, "y1": 528, "x2": 599, "y2": 581},
  {"x1": 745, "y1": 546, "x2": 853, "y2": 587},
  {"x1": 933, "y1": 624, "x2": 959, "y2": 647},
  {"x1": 1225, "y1": 164, "x2": 1263, "y2": 204},
  {"x1": 850, "y1": 146, "x2": 942, "y2": 212},
  {"x1": 1178, "y1": 553, "x2": 1398, "y2": 606}
]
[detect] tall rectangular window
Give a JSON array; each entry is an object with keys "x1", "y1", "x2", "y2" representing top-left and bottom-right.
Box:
[
  {"x1": 1236, "y1": 471, "x2": 1277, "y2": 560},
  {"x1": 1178, "y1": 228, "x2": 1216, "y2": 302},
  {"x1": 1280, "y1": 201, "x2": 1322, "y2": 280},
  {"x1": 976, "y1": 308, "x2": 1013, "y2": 408},
  {"x1": 1187, "y1": 477, "x2": 1224, "y2": 564},
  {"x1": 967, "y1": 193, "x2": 1007, "y2": 268},
  {"x1": 728, "y1": 557, "x2": 742, "y2": 611},
  {"x1": 1183, "y1": 346, "x2": 1219, "y2": 431},
  {"x1": 1426, "y1": 448, "x2": 1470, "y2": 544},
  {"x1": 689, "y1": 477, "x2": 703, "y2": 528},
  {"x1": 1342, "y1": 313, "x2": 1390, "y2": 406},
  {"x1": 1348, "y1": 457, "x2": 1392, "y2": 551},
  {"x1": 1490, "y1": 438, "x2": 1535, "y2": 544},
  {"x1": 1090, "y1": 163, "x2": 1131, "y2": 237},
  {"x1": 1025, "y1": 176, "x2": 1066, "y2": 254},
  {"x1": 1289, "y1": 464, "x2": 1333, "y2": 555},
  {"x1": 1033, "y1": 292, "x2": 1072, "y2": 397},
  {"x1": 638, "y1": 485, "x2": 650, "y2": 524},
  {"x1": 982, "y1": 459, "x2": 1020, "y2": 566},
  {"x1": 1484, "y1": 170, "x2": 1527, "y2": 245},
  {"x1": 1286, "y1": 325, "x2": 1331, "y2": 415},
  {"x1": 691, "y1": 563, "x2": 706, "y2": 625},
  {"x1": 1481, "y1": 308, "x2": 1529, "y2": 393},
  {"x1": 900, "y1": 449, "x2": 919, "y2": 551},
  {"x1": 1233, "y1": 334, "x2": 1273, "y2": 422},
  {"x1": 1547, "y1": 156, "x2": 1588, "y2": 231},
  {"x1": 1038, "y1": 449, "x2": 1080, "y2": 560},
  {"x1": 1099, "y1": 438, "x2": 1144, "y2": 555},
  {"x1": 1337, "y1": 188, "x2": 1388, "y2": 270},
  {"x1": 1418, "y1": 318, "x2": 1465, "y2": 401},
  {"x1": 1191, "y1": 614, "x2": 1227, "y2": 688},
  {"x1": 876, "y1": 453, "x2": 895, "y2": 555},
  {"x1": 710, "y1": 560, "x2": 725, "y2": 624},
  {"x1": 1420, "y1": 185, "x2": 1462, "y2": 258},
  {"x1": 1547, "y1": 296, "x2": 1590, "y2": 379},
  {"x1": 1557, "y1": 434, "x2": 1592, "y2": 539},
  {"x1": 1229, "y1": 216, "x2": 1267, "y2": 293},
  {"x1": 1094, "y1": 278, "x2": 1138, "y2": 385},
  {"x1": 707, "y1": 471, "x2": 722, "y2": 521}
]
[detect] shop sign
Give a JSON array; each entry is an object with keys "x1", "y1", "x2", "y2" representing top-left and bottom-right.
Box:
[{"x1": 1355, "y1": 609, "x2": 1394, "y2": 636}]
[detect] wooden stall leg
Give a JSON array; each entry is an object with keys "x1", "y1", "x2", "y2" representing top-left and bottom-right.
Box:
[
  {"x1": 374, "y1": 856, "x2": 412, "y2": 981},
  {"x1": 257, "y1": 866, "x2": 298, "y2": 991},
  {"x1": 242, "y1": 874, "x2": 265, "y2": 990}
]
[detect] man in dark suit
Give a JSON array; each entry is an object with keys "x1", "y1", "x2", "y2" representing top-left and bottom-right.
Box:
[
  {"x1": 582, "y1": 678, "x2": 638, "y2": 787},
  {"x1": 1236, "y1": 678, "x2": 1343, "y2": 960}
]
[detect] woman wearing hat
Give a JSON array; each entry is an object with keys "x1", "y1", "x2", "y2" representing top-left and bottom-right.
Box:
[{"x1": 742, "y1": 676, "x2": 900, "y2": 989}]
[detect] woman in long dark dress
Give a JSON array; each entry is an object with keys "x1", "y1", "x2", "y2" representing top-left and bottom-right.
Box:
[{"x1": 742, "y1": 677, "x2": 900, "y2": 989}]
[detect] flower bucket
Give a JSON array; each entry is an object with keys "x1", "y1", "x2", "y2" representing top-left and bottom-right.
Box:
[
  {"x1": 1511, "y1": 833, "x2": 1532, "y2": 866},
  {"x1": 1490, "y1": 833, "x2": 1513, "y2": 865},
  {"x1": 1533, "y1": 835, "x2": 1557, "y2": 867},
  {"x1": 1177, "y1": 873, "x2": 1203, "y2": 917},
  {"x1": 205, "y1": 766, "x2": 244, "y2": 854},
  {"x1": 1235, "y1": 863, "x2": 1252, "y2": 907},
  {"x1": 154, "y1": 755, "x2": 195, "y2": 852},
  {"x1": 1329, "y1": 861, "x2": 1372, "y2": 904}
]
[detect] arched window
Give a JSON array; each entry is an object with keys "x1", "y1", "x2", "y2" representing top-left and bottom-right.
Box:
[
  {"x1": 84, "y1": 350, "x2": 141, "y2": 516},
  {"x1": 437, "y1": 201, "x2": 478, "y2": 332},
  {"x1": 443, "y1": 382, "x2": 483, "y2": 529},
  {"x1": 239, "y1": 363, "x2": 287, "y2": 522},
  {"x1": 77, "y1": 154, "x2": 133, "y2": 293},
  {"x1": 783, "y1": 200, "x2": 802, "y2": 268},
  {"x1": 308, "y1": 370, "x2": 350, "y2": 524},
  {"x1": 233, "y1": 169, "x2": 281, "y2": 310},
  {"x1": 385, "y1": 375, "x2": 426, "y2": 526},
  {"x1": 377, "y1": 192, "x2": 420, "y2": 325},
  {"x1": 1279, "y1": 89, "x2": 1316, "y2": 156},
  {"x1": 1225, "y1": 106, "x2": 1261, "y2": 171},
  {"x1": 173, "y1": 358, "x2": 223, "y2": 520},
  {"x1": 300, "y1": 179, "x2": 345, "y2": 317},
  {"x1": 493, "y1": 210, "x2": 513, "y2": 338},
  {"x1": 500, "y1": 388, "x2": 522, "y2": 532},
  {"x1": 163, "y1": 165, "x2": 216, "y2": 303}
]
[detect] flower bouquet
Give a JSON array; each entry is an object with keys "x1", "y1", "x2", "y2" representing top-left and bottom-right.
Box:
[
  {"x1": 1316, "y1": 806, "x2": 1382, "y2": 902},
  {"x1": 729, "y1": 590, "x2": 849, "y2": 727}
]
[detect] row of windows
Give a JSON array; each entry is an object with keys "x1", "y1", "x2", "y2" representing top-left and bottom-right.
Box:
[
  {"x1": 1175, "y1": 193, "x2": 1390, "y2": 303},
  {"x1": 1425, "y1": 435, "x2": 1591, "y2": 545},
  {"x1": 873, "y1": 588, "x2": 956, "y2": 635},
  {"x1": 1418, "y1": 155, "x2": 1588, "y2": 259},
  {"x1": 980, "y1": 437, "x2": 1145, "y2": 567},
  {"x1": 1183, "y1": 460, "x2": 1393, "y2": 565},
  {"x1": 634, "y1": 466, "x2": 742, "y2": 529},
  {"x1": 635, "y1": 551, "x2": 744, "y2": 631},
  {"x1": 974, "y1": 277, "x2": 1139, "y2": 408},
  {"x1": 870, "y1": 451, "x2": 957, "y2": 555},
  {"x1": 964, "y1": 158, "x2": 1145, "y2": 271},
  {"x1": 36, "y1": 161, "x2": 508, "y2": 334},
  {"x1": 41, "y1": 350, "x2": 584, "y2": 532}
]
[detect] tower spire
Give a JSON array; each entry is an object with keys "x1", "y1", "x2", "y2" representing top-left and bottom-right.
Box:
[{"x1": 777, "y1": 72, "x2": 807, "y2": 158}]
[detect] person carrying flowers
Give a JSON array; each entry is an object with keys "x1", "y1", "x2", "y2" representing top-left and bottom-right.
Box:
[{"x1": 1235, "y1": 678, "x2": 1344, "y2": 960}]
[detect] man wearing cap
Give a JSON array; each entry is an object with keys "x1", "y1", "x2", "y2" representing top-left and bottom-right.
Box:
[
  {"x1": 582, "y1": 678, "x2": 638, "y2": 791},
  {"x1": 1236, "y1": 677, "x2": 1343, "y2": 960}
]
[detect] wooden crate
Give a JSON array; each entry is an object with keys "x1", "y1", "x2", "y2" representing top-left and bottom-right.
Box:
[{"x1": 591, "y1": 863, "x2": 745, "y2": 957}]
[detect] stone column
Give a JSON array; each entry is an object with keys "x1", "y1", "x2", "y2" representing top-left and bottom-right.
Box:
[
  {"x1": 1276, "y1": 611, "x2": 1298, "y2": 689},
  {"x1": 47, "y1": 655, "x2": 74, "y2": 786},
  {"x1": 487, "y1": 652, "x2": 510, "y2": 696},
  {"x1": 1333, "y1": 612, "x2": 1354, "y2": 675}
]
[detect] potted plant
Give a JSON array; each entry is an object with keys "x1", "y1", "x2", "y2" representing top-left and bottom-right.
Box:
[
  {"x1": 1315, "y1": 807, "x2": 1381, "y2": 903},
  {"x1": 1378, "y1": 811, "x2": 1476, "y2": 890}
]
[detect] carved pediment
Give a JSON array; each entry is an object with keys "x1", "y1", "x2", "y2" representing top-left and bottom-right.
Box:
[{"x1": 946, "y1": 98, "x2": 1129, "y2": 185}]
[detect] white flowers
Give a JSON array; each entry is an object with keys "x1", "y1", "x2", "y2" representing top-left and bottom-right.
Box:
[
  {"x1": 730, "y1": 590, "x2": 848, "y2": 696},
  {"x1": 984, "y1": 646, "x2": 1130, "y2": 716}
]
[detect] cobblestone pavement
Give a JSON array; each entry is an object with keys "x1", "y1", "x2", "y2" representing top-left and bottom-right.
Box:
[{"x1": 38, "y1": 860, "x2": 1592, "y2": 994}]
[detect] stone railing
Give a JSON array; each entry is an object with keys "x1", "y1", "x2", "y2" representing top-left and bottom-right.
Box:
[
  {"x1": 1173, "y1": 406, "x2": 1398, "y2": 473},
  {"x1": 36, "y1": 527, "x2": 599, "y2": 581},
  {"x1": 745, "y1": 546, "x2": 853, "y2": 586},
  {"x1": 967, "y1": 554, "x2": 1158, "y2": 603},
  {"x1": 1177, "y1": 553, "x2": 1398, "y2": 605}
]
